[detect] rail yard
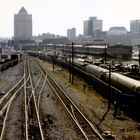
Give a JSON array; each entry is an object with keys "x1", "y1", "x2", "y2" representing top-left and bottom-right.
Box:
[
  {"x1": 0, "y1": 53, "x2": 140, "y2": 140},
  {"x1": 0, "y1": 55, "x2": 104, "y2": 140}
]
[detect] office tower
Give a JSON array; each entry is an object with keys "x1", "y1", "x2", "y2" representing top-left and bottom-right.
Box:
[
  {"x1": 130, "y1": 20, "x2": 140, "y2": 33},
  {"x1": 14, "y1": 7, "x2": 32, "y2": 45},
  {"x1": 83, "y1": 17, "x2": 102, "y2": 36},
  {"x1": 67, "y1": 28, "x2": 76, "y2": 40}
]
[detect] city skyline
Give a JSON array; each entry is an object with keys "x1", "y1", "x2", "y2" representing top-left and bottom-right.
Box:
[{"x1": 0, "y1": 0, "x2": 140, "y2": 38}]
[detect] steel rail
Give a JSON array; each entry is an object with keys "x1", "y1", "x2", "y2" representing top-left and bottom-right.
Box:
[
  {"x1": 46, "y1": 75, "x2": 90, "y2": 140},
  {"x1": 27, "y1": 58, "x2": 44, "y2": 140},
  {"x1": 37, "y1": 78, "x2": 46, "y2": 109},
  {"x1": 0, "y1": 78, "x2": 29, "y2": 116},
  {"x1": 24, "y1": 57, "x2": 29, "y2": 140},
  {"x1": 0, "y1": 60, "x2": 25, "y2": 103},
  {"x1": 35, "y1": 58, "x2": 104, "y2": 140},
  {"x1": 26, "y1": 59, "x2": 43, "y2": 111},
  {"x1": 34, "y1": 73, "x2": 43, "y2": 90},
  {"x1": 32, "y1": 59, "x2": 48, "y2": 108},
  {"x1": 0, "y1": 75, "x2": 24, "y2": 104},
  {"x1": 0, "y1": 60, "x2": 27, "y2": 117},
  {"x1": 34, "y1": 59, "x2": 90, "y2": 139},
  {"x1": 0, "y1": 76, "x2": 29, "y2": 140}
]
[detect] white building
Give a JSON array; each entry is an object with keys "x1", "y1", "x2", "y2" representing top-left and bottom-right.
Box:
[
  {"x1": 107, "y1": 27, "x2": 127, "y2": 36},
  {"x1": 14, "y1": 7, "x2": 32, "y2": 45},
  {"x1": 67, "y1": 28, "x2": 76, "y2": 41},
  {"x1": 83, "y1": 17, "x2": 102, "y2": 36},
  {"x1": 130, "y1": 20, "x2": 140, "y2": 33}
]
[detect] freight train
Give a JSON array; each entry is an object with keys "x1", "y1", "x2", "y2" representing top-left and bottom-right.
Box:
[
  {"x1": 0, "y1": 53, "x2": 22, "y2": 71},
  {"x1": 28, "y1": 50, "x2": 140, "y2": 118},
  {"x1": 73, "y1": 60, "x2": 140, "y2": 119},
  {"x1": 73, "y1": 60, "x2": 140, "y2": 95},
  {"x1": 29, "y1": 50, "x2": 140, "y2": 96}
]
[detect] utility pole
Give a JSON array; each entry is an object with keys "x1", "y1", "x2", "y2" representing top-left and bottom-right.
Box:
[
  {"x1": 98, "y1": 63, "x2": 111, "y2": 125},
  {"x1": 43, "y1": 48, "x2": 45, "y2": 63},
  {"x1": 68, "y1": 43, "x2": 71, "y2": 83},
  {"x1": 137, "y1": 45, "x2": 140, "y2": 73},
  {"x1": 138, "y1": 45, "x2": 140, "y2": 66},
  {"x1": 104, "y1": 44, "x2": 107, "y2": 64},
  {"x1": 108, "y1": 64, "x2": 111, "y2": 110},
  {"x1": 69, "y1": 58, "x2": 71, "y2": 83},
  {"x1": 87, "y1": 44, "x2": 89, "y2": 57},
  {"x1": 52, "y1": 45, "x2": 56, "y2": 71},
  {"x1": 0, "y1": 45, "x2": 2, "y2": 60},
  {"x1": 71, "y1": 42, "x2": 74, "y2": 84}
]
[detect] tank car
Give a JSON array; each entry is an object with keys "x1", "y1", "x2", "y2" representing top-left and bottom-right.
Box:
[
  {"x1": 85, "y1": 64, "x2": 109, "y2": 79},
  {"x1": 73, "y1": 59, "x2": 88, "y2": 68},
  {"x1": 78, "y1": 62, "x2": 140, "y2": 95},
  {"x1": 102, "y1": 72, "x2": 140, "y2": 94}
]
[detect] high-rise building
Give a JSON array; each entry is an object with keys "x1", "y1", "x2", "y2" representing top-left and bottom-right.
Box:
[
  {"x1": 83, "y1": 17, "x2": 102, "y2": 36},
  {"x1": 130, "y1": 20, "x2": 140, "y2": 33},
  {"x1": 67, "y1": 28, "x2": 76, "y2": 40},
  {"x1": 14, "y1": 7, "x2": 32, "y2": 46}
]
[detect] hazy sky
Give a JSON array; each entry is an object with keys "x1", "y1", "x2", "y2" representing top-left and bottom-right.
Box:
[{"x1": 0, "y1": 0, "x2": 140, "y2": 37}]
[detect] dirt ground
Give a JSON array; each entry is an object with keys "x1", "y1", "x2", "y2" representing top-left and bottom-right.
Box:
[{"x1": 41, "y1": 60, "x2": 140, "y2": 140}]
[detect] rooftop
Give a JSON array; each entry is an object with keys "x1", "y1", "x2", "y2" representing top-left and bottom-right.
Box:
[{"x1": 18, "y1": 7, "x2": 28, "y2": 14}]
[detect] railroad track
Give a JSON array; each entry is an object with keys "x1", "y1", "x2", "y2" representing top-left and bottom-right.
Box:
[
  {"x1": 34, "y1": 58, "x2": 104, "y2": 140},
  {"x1": 24, "y1": 57, "x2": 45, "y2": 140},
  {"x1": 0, "y1": 60, "x2": 27, "y2": 139},
  {"x1": 0, "y1": 56, "x2": 105, "y2": 139},
  {"x1": 0, "y1": 57, "x2": 45, "y2": 140}
]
